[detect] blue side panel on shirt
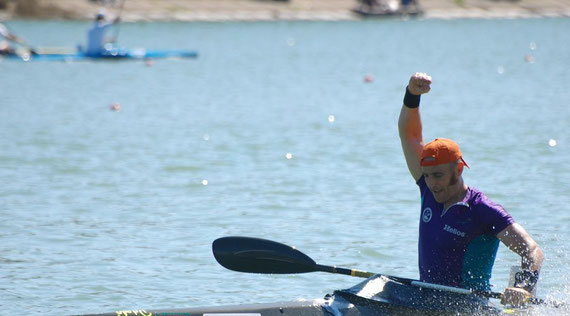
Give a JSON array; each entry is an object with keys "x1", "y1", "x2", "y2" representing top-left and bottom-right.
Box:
[{"x1": 461, "y1": 234, "x2": 500, "y2": 291}]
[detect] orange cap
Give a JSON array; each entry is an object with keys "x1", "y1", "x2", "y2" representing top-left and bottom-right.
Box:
[{"x1": 420, "y1": 138, "x2": 469, "y2": 168}]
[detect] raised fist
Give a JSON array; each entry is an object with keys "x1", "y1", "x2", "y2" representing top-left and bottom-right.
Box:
[{"x1": 408, "y1": 72, "x2": 432, "y2": 95}]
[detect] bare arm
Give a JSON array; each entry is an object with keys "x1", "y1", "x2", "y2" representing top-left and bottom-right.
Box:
[
  {"x1": 497, "y1": 223, "x2": 543, "y2": 272},
  {"x1": 398, "y1": 72, "x2": 432, "y2": 181},
  {"x1": 497, "y1": 223, "x2": 544, "y2": 305},
  {"x1": 398, "y1": 106, "x2": 423, "y2": 181}
]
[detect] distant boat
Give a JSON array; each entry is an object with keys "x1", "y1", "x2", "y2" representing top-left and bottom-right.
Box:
[
  {"x1": 2, "y1": 46, "x2": 198, "y2": 62},
  {"x1": 352, "y1": 0, "x2": 423, "y2": 18}
]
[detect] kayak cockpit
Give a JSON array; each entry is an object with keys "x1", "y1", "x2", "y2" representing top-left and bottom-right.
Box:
[{"x1": 333, "y1": 274, "x2": 503, "y2": 315}]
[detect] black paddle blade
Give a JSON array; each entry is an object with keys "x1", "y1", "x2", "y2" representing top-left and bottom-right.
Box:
[{"x1": 212, "y1": 236, "x2": 318, "y2": 274}]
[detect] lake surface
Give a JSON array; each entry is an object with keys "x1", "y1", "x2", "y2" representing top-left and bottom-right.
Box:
[{"x1": 1, "y1": 17, "x2": 569, "y2": 315}]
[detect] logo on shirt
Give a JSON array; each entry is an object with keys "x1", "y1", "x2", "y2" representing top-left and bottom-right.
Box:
[
  {"x1": 443, "y1": 224, "x2": 466, "y2": 237},
  {"x1": 422, "y1": 208, "x2": 432, "y2": 223}
]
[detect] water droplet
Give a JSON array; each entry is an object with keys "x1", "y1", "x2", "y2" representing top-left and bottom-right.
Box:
[
  {"x1": 285, "y1": 153, "x2": 293, "y2": 160},
  {"x1": 201, "y1": 179, "x2": 208, "y2": 186},
  {"x1": 328, "y1": 115, "x2": 335, "y2": 123},
  {"x1": 549, "y1": 139, "x2": 557, "y2": 147}
]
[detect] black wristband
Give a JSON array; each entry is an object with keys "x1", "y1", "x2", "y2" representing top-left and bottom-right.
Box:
[
  {"x1": 403, "y1": 86, "x2": 421, "y2": 108},
  {"x1": 514, "y1": 270, "x2": 539, "y2": 293}
]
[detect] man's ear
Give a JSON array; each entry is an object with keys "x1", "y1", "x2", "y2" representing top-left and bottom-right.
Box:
[{"x1": 457, "y1": 162, "x2": 464, "y2": 175}]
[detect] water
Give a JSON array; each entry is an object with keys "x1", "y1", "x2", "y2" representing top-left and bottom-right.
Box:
[{"x1": 1, "y1": 18, "x2": 569, "y2": 315}]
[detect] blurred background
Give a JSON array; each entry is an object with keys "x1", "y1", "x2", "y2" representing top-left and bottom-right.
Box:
[
  {"x1": 1, "y1": 0, "x2": 569, "y2": 21},
  {"x1": 1, "y1": 1, "x2": 569, "y2": 315}
]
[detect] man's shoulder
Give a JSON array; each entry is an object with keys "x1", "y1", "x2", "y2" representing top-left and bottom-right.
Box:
[
  {"x1": 467, "y1": 187, "x2": 504, "y2": 211},
  {"x1": 416, "y1": 176, "x2": 431, "y2": 196},
  {"x1": 466, "y1": 187, "x2": 515, "y2": 233},
  {"x1": 416, "y1": 175, "x2": 427, "y2": 187}
]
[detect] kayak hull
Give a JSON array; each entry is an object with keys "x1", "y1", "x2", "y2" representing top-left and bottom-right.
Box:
[
  {"x1": 352, "y1": 7, "x2": 423, "y2": 17},
  {"x1": 81, "y1": 300, "x2": 330, "y2": 316},
  {"x1": 76, "y1": 296, "x2": 442, "y2": 316}
]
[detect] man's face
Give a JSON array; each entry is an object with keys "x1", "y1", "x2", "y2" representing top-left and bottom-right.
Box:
[{"x1": 422, "y1": 163, "x2": 458, "y2": 204}]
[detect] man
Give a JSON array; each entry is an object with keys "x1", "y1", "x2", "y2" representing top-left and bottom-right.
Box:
[
  {"x1": 86, "y1": 12, "x2": 120, "y2": 56},
  {"x1": 398, "y1": 72, "x2": 543, "y2": 306},
  {"x1": 0, "y1": 22, "x2": 25, "y2": 55}
]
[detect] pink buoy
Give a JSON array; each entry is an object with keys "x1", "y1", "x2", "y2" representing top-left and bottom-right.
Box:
[{"x1": 110, "y1": 103, "x2": 121, "y2": 111}]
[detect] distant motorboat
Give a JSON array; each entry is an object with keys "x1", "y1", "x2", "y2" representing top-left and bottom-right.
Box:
[{"x1": 353, "y1": 0, "x2": 423, "y2": 17}]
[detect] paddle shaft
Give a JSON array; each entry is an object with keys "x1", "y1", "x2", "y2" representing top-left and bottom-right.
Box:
[
  {"x1": 315, "y1": 264, "x2": 375, "y2": 278},
  {"x1": 112, "y1": 0, "x2": 126, "y2": 42},
  {"x1": 317, "y1": 262, "x2": 548, "y2": 304},
  {"x1": 315, "y1": 263, "x2": 502, "y2": 298}
]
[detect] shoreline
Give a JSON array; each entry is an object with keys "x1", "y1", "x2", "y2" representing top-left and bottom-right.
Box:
[{"x1": 1, "y1": 0, "x2": 570, "y2": 21}]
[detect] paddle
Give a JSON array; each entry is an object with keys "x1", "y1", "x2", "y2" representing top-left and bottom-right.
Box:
[
  {"x1": 1, "y1": 23, "x2": 37, "y2": 55},
  {"x1": 212, "y1": 236, "x2": 553, "y2": 306},
  {"x1": 109, "y1": 0, "x2": 126, "y2": 44}
]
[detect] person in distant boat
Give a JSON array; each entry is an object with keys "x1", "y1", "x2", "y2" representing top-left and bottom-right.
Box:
[
  {"x1": 400, "y1": 0, "x2": 421, "y2": 13},
  {"x1": 0, "y1": 22, "x2": 26, "y2": 55},
  {"x1": 358, "y1": 0, "x2": 379, "y2": 11},
  {"x1": 398, "y1": 72, "x2": 543, "y2": 306},
  {"x1": 85, "y1": 12, "x2": 120, "y2": 56}
]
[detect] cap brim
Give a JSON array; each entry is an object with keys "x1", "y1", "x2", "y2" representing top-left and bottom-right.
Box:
[{"x1": 460, "y1": 157, "x2": 470, "y2": 169}]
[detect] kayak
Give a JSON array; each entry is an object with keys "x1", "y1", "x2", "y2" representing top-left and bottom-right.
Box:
[
  {"x1": 1, "y1": 48, "x2": 198, "y2": 62},
  {"x1": 352, "y1": 6, "x2": 423, "y2": 17},
  {"x1": 75, "y1": 236, "x2": 553, "y2": 316},
  {"x1": 77, "y1": 274, "x2": 526, "y2": 316},
  {"x1": 75, "y1": 236, "x2": 559, "y2": 315}
]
